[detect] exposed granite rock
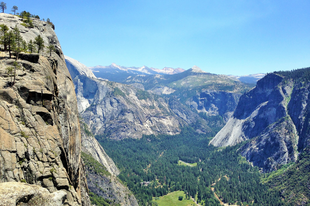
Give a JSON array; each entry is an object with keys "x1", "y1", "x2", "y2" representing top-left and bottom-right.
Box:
[
  {"x1": 80, "y1": 121, "x2": 119, "y2": 176},
  {"x1": 210, "y1": 71, "x2": 310, "y2": 172},
  {"x1": 66, "y1": 56, "x2": 211, "y2": 140},
  {"x1": 86, "y1": 172, "x2": 138, "y2": 206},
  {"x1": 0, "y1": 182, "x2": 67, "y2": 206},
  {"x1": 0, "y1": 14, "x2": 90, "y2": 205},
  {"x1": 80, "y1": 121, "x2": 138, "y2": 205},
  {"x1": 210, "y1": 73, "x2": 287, "y2": 147},
  {"x1": 187, "y1": 90, "x2": 241, "y2": 122}
]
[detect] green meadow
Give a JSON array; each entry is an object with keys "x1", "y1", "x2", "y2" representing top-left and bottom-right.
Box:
[{"x1": 153, "y1": 191, "x2": 196, "y2": 206}]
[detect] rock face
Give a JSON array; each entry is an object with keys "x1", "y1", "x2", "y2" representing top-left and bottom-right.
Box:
[
  {"x1": 66, "y1": 56, "x2": 212, "y2": 140},
  {"x1": 123, "y1": 66, "x2": 250, "y2": 127},
  {"x1": 210, "y1": 70, "x2": 310, "y2": 172},
  {"x1": 80, "y1": 121, "x2": 119, "y2": 176},
  {"x1": 86, "y1": 172, "x2": 138, "y2": 206},
  {"x1": 0, "y1": 13, "x2": 90, "y2": 205},
  {"x1": 80, "y1": 122, "x2": 138, "y2": 206},
  {"x1": 0, "y1": 182, "x2": 67, "y2": 206},
  {"x1": 187, "y1": 90, "x2": 241, "y2": 121}
]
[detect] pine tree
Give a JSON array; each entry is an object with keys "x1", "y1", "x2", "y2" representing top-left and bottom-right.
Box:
[
  {"x1": 22, "y1": 40, "x2": 27, "y2": 51},
  {"x1": 11, "y1": 5, "x2": 18, "y2": 15},
  {"x1": 0, "y1": 2, "x2": 6, "y2": 13},
  {"x1": 6, "y1": 66, "x2": 13, "y2": 85},
  {"x1": 6, "y1": 31, "x2": 15, "y2": 58},
  {"x1": 47, "y1": 43, "x2": 55, "y2": 56},
  {"x1": 12, "y1": 61, "x2": 20, "y2": 85},
  {"x1": 0, "y1": 24, "x2": 8, "y2": 51},
  {"x1": 34, "y1": 35, "x2": 44, "y2": 53},
  {"x1": 12, "y1": 25, "x2": 23, "y2": 60},
  {"x1": 28, "y1": 40, "x2": 34, "y2": 53}
]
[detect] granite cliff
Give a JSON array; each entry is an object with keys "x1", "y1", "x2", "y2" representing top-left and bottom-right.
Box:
[
  {"x1": 210, "y1": 68, "x2": 310, "y2": 172},
  {"x1": 123, "y1": 66, "x2": 250, "y2": 129},
  {"x1": 66, "y1": 56, "x2": 212, "y2": 140},
  {"x1": 0, "y1": 13, "x2": 90, "y2": 205}
]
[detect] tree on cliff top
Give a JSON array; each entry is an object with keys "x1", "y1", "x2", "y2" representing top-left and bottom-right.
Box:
[
  {"x1": 12, "y1": 6, "x2": 18, "y2": 15},
  {"x1": 0, "y1": 2, "x2": 6, "y2": 13}
]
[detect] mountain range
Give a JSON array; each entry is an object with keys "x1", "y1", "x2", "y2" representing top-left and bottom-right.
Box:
[{"x1": 89, "y1": 63, "x2": 264, "y2": 84}]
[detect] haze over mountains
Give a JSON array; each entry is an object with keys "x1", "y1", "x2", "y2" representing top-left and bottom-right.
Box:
[{"x1": 89, "y1": 63, "x2": 264, "y2": 84}]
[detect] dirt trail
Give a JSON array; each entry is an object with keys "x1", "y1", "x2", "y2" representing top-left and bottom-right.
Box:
[
  {"x1": 190, "y1": 197, "x2": 202, "y2": 206},
  {"x1": 211, "y1": 176, "x2": 238, "y2": 206}
]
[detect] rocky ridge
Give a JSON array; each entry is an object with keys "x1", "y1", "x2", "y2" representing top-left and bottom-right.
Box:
[
  {"x1": 0, "y1": 13, "x2": 90, "y2": 205},
  {"x1": 210, "y1": 69, "x2": 310, "y2": 172}
]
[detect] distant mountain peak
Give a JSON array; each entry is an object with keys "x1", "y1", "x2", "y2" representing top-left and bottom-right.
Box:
[
  {"x1": 65, "y1": 55, "x2": 96, "y2": 79},
  {"x1": 89, "y1": 64, "x2": 185, "y2": 76},
  {"x1": 190, "y1": 65, "x2": 206, "y2": 73}
]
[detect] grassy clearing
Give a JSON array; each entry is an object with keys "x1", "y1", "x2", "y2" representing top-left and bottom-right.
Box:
[
  {"x1": 153, "y1": 191, "x2": 196, "y2": 206},
  {"x1": 178, "y1": 160, "x2": 197, "y2": 167}
]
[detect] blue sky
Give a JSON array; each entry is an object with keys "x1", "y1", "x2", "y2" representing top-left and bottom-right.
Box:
[{"x1": 7, "y1": 0, "x2": 310, "y2": 75}]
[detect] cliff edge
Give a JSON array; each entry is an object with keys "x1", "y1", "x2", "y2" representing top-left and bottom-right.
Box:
[{"x1": 0, "y1": 13, "x2": 90, "y2": 205}]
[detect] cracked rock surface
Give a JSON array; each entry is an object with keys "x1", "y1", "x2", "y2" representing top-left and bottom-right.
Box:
[{"x1": 0, "y1": 13, "x2": 90, "y2": 206}]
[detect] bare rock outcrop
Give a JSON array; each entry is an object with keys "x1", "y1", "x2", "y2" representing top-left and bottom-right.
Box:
[
  {"x1": 0, "y1": 182, "x2": 67, "y2": 206},
  {"x1": 0, "y1": 13, "x2": 90, "y2": 205}
]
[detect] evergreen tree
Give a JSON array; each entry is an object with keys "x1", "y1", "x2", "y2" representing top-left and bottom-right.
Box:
[
  {"x1": 0, "y1": 2, "x2": 6, "y2": 13},
  {"x1": 47, "y1": 43, "x2": 55, "y2": 56},
  {"x1": 0, "y1": 24, "x2": 8, "y2": 51},
  {"x1": 11, "y1": 6, "x2": 18, "y2": 15},
  {"x1": 34, "y1": 35, "x2": 44, "y2": 53},
  {"x1": 6, "y1": 61, "x2": 20, "y2": 86},
  {"x1": 22, "y1": 40, "x2": 27, "y2": 51},
  {"x1": 12, "y1": 61, "x2": 20, "y2": 85},
  {"x1": 12, "y1": 25, "x2": 23, "y2": 60},
  {"x1": 6, "y1": 66, "x2": 13, "y2": 85},
  {"x1": 6, "y1": 30, "x2": 15, "y2": 58},
  {"x1": 28, "y1": 40, "x2": 34, "y2": 53}
]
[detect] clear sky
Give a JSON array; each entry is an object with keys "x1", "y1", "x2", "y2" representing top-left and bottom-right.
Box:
[{"x1": 7, "y1": 0, "x2": 310, "y2": 75}]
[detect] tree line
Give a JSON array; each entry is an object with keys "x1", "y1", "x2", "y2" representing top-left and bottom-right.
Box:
[
  {"x1": 0, "y1": 24, "x2": 56, "y2": 59},
  {"x1": 0, "y1": 2, "x2": 52, "y2": 24}
]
